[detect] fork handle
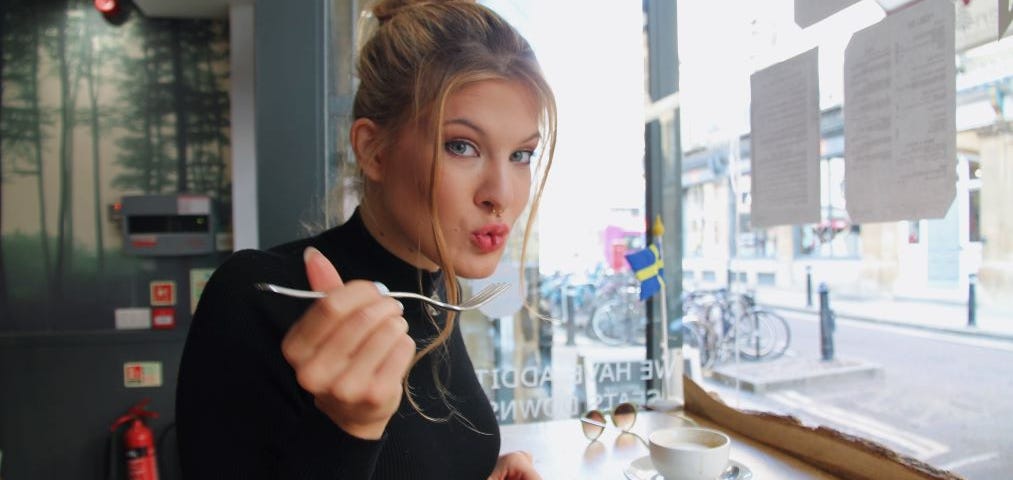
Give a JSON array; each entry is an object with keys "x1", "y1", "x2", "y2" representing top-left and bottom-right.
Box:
[
  {"x1": 384, "y1": 291, "x2": 432, "y2": 302},
  {"x1": 257, "y1": 283, "x2": 430, "y2": 303}
]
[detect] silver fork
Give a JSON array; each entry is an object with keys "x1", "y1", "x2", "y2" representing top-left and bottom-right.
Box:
[{"x1": 255, "y1": 281, "x2": 510, "y2": 312}]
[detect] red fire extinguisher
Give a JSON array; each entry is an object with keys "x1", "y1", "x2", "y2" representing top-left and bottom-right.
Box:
[{"x1": 109, "y1": 399, "x2": 160, "y2": 480}]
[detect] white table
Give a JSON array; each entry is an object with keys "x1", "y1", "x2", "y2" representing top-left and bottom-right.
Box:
[{"x1": 500, "y1": 410, "x2": 842, "y2": 479}]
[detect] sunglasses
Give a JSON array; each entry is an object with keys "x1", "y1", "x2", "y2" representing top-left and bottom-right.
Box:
[{"x1": 579, "y1": 402, "x2": 638, "y2": 441}]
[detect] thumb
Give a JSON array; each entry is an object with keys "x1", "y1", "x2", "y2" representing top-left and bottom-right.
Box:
[{"x1": 303, "y1": 246, "x2": 344, "y2": 292}]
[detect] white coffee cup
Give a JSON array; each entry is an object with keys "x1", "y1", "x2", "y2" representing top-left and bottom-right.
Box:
[{"x1": 648, "y1": 427, "x2": 731, "y2": 480}]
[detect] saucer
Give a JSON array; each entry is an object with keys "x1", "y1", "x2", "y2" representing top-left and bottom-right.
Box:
[{"x1": 623, "y1": 455, "x2": 753, "y2": 480}]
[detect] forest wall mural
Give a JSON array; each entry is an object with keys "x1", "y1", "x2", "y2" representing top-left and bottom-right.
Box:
[{"x1": 1, "y1": 0, "x2": 231, "y2": 331}]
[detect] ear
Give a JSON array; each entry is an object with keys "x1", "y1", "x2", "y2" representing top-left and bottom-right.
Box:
[{"x1": 351, "y1": 117, "x2": 384, "y2": 181}]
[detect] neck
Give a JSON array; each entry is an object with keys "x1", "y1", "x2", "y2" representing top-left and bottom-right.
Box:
[{"x1": 359, "y1": 201, "x2": 441, "y2": 273}]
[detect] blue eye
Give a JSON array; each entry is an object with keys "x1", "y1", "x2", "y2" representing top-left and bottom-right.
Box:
[
  {"x1": 445, "y1": 140, "x2": 478, "y2": 157},
  {"x1": 511, "y1": 150, "x2": 534, "y2": 164}
]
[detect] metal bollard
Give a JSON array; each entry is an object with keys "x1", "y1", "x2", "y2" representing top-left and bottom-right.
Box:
[
  {"x1": 564, "y1": 285, "x2": 576, "y2": 346},
  {"x1": 819, "y1": 282, "x2": 835, "y2": 361},
  {"x1": 968, "y1": 273, "x2": 977, "y2": 328},
  {"x1": 806, "y1": 265, "x2": 813, "y2": 308}
]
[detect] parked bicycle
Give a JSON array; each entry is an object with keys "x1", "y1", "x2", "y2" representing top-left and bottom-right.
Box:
[
  {"x1": 587, "y1": 269, "x2": 646, "y2": 345},
  {"x1": 681, "y1": 287, "x2": 791, "y2": 369},
  {"x1": 537, "y1": 270, "x2": 598, "y2": 332},
  {"x1": 538, "y1": 268, "x2": 790, "y2": 357}
]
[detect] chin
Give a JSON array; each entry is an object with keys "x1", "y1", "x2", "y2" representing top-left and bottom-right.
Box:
[{"x1": 454, "y1": 256, "x2": 500, "y2": 279}]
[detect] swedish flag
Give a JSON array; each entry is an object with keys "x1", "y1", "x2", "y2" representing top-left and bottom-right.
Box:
[{"x1": 625, "y1": 242, "x2": 664, "y2": 301}]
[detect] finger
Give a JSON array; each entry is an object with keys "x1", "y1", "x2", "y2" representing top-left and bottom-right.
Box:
[
  {"x1": 317, "y1": 321, "x2": 411, "y2": 409},
  {"x1": 283, "y1": 281, "x2": 386, "y2": 366},
  {"x1": 304, "y1": 246, "x2": 343, "y2": 292},
  {"x1": 342, "y1": 317, "x2": 415, "y2": 389},
  {"x1": 324, "y1": 297, "x2": 406, "y2": 358},
  {"x1": 373, "y1": 330, "x2": 416, "y2": 382},
  {"x1": 296, "y1": 299, "x2": 407, "y2": 391}
]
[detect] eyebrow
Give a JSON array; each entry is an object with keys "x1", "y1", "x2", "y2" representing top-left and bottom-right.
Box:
[{"x1": 445, "y1": 118, "x2": 541, "y2": 144}]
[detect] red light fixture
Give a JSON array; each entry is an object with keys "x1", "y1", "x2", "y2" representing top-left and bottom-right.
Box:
[
  {"x1": 94, "y1": 0, "x2": 119, "y2": 15},
  {"x1": 94, "y1": 0, "x2": 132, "y2": 25}
]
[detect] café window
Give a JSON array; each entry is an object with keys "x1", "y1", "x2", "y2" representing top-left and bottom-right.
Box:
[
  {"x1": 795, "y1": 156, "x2": 859, "y2": 258},
  {"x1": 737, "y1": 213, "x2": 776, "y2": 259},
  {"x1": 462, "y1": 0, "x2": 653, "y2": 427},
  {"x1": 736, "y1": 187, "x2": 776, "y2": 259},
  {"x1": 683, "y1": 185, "x2": 707, "y2": 258}
]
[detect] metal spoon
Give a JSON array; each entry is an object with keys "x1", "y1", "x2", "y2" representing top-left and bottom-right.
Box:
[{"x1": 719, "y1": 464, "x2": 740, "y2": 479}]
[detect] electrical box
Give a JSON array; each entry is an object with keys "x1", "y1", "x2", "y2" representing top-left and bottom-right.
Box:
[{"x1": 119, "y1": 194, "x2": 217, "y2": 256}]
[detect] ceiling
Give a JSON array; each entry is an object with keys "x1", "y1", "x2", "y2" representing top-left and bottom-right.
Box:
[{"x1": 131, "y1": 0, "x2": 247, "y2": 18}]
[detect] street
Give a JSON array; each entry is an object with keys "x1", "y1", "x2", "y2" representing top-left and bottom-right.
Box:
[{"x1": 701, "y1": 309, "x2": 1013, "y2": 479}]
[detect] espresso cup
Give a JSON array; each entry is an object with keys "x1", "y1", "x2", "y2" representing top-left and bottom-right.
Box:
[{"x1": 647, "y1": 427, "x2": 731, "y2": 480}]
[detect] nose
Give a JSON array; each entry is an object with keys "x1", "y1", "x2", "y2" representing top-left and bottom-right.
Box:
[{"x1": 476, "y1": 159, "x2": 513, "y2": 215}]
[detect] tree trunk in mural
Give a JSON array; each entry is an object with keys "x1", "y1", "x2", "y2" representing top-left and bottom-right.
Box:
[
  {"x1": 188, "y1": 25, "x2": 217, "y2": 196},
  {"x1": 30, "y1": 15, "x2": 52, "y2": 290},
  {"x1": 54, "y1": 11, "x2": 78, "y2": 298},
  {"x1": 142, "y1": 42, "x2": 156, "y2": 193},
  {"x1": 115, "y1": 36, "x2": 165, "y2": 195},
  {"x1": 2, "y1": 3, "x2": 54, "y2": 294},
  {"x1": 1, "y1": 2, "x2": 7, "y2": 319},
  {"x1": 84, "y1": 13, "x2": 105, "y2": 273},
  {"x1": 187, "y1": 52, "x2": 206, "y2": 193},
  {"x1": 151, "y1": 38, "x2": 168, "y2": 193},
  {"x1": 202, "y1": 24, "x2": 230, "y2": 203},
  {"x1": 171, "y1": 21, "x2": 189, "y2": 193}
]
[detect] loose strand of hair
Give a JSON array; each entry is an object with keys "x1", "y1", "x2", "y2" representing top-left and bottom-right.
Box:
[
  {"x1": 518, "y1": 81, "x2": 558, "y2": 320},
  {"x1": 401, "y1": 84, "x2": 463, "y2": 422}
]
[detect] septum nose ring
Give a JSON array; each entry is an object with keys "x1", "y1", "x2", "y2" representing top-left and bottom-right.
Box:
[{"x1": 492, "y1": 207, "x2": 503, "y2": 218}]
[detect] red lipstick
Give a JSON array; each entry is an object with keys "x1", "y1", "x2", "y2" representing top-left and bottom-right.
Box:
[{"x1": 471, "y1": 223, "x2": 510, "y2": 253}]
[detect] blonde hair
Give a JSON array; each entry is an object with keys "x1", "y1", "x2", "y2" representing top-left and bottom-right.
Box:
[{"x1": 354, "y1": 0, "x2": 557, "y2": 423}]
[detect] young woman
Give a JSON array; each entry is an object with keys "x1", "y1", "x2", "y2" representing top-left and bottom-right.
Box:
[{"x1": 175, "y1": 0, "x2": 557, "y2": 478}]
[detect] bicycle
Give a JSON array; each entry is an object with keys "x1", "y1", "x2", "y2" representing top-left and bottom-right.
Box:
[
  {"x1": 682, "y1": 287, "x2": 791, "y2": 368},
  {"x1": 587, "y1": 270, "x2": 646, "y2": 345}
]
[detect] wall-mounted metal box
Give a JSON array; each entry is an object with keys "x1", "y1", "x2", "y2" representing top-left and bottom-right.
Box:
[{"x1": 119, "y1": 194, "x2": 217, "y2": 256}]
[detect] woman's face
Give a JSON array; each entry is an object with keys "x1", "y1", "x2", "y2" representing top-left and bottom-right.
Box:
[{"x1": 362, "y1": 78, "x2": 541, "y2": 279}]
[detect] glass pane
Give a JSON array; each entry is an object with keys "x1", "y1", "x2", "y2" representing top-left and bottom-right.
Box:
[
  {"x1": 328, "y1": 0, "x2": 655, "y2": 431},
  {"x1": 325, "y1": 0, "x2": 360, "y2": 225},
  {"x1": 462, "y1": 1, "x2": 653, "y2": 426},
  {"x1": 675, "y1": 0, "x2": 1013, "y2": 477}
]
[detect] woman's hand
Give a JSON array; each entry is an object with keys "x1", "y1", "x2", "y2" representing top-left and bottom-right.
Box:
[
  {"x1": 281, "y1": 247, "x2": 416, "y2": 440},
  {"x1": 488, "y1": 451, "x2": 541, "y2": 480}
]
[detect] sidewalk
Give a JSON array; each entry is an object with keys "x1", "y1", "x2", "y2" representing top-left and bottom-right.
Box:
[{"x1": 751, "y1": 286, "x2": 1013, "y2": 341}]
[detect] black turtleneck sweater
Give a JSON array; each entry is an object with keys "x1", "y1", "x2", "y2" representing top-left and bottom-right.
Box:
[{"x1": 175, "y1": 210, "x2": 500, "y2": 479}]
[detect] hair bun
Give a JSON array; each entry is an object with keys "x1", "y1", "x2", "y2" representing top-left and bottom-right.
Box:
[
  {"x1": 371, "y1": 0, "x2": 411, "y2": 24},
  {"x1": 371, "y1": 0, "x2": 475, "y2": 25}
]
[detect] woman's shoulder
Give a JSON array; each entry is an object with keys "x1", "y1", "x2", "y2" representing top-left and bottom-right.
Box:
[
  {"x1": 207, "y1": 215, "x2": 363, "y2": 296},
  {"x1": 214, "y1": 247, "x2": 305, "y2": 286},
  {"x1": 189, "y1": 244, "x2": 314, "y2": 336}
]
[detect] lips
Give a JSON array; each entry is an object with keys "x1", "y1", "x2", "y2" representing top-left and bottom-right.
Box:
[{"x1": 471, "y1": 223, "x2": 510, "y2": 253}]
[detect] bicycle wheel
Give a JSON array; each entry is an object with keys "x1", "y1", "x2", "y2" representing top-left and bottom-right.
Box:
[
  {"x1": 629, "y1": 303, "x2": 647, "y2": 345},
  {"x1": 589, "y1": 301, "x2": 632, "y2": 346},
  {"x1": 733, "y1": 309, "x2": 791, "y2": 360},
  {"x1": 680, "y1": 319, "x2": 718, "y2": 370},
  {"x1": 703, "y1": 301, "x2": 730, "y2": 337}
]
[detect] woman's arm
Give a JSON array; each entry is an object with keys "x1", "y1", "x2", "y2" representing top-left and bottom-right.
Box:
[
  {"x1": 175, "y1": 249, "x2": 401, "y2": 479},
  {"x1": 281, "y1": 247, "x2": 415, "y2": 441}
]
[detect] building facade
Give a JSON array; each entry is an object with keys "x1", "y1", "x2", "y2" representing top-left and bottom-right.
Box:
[{"x1": 682, "y1": 75, "x2": 1012, "y2": 309}]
